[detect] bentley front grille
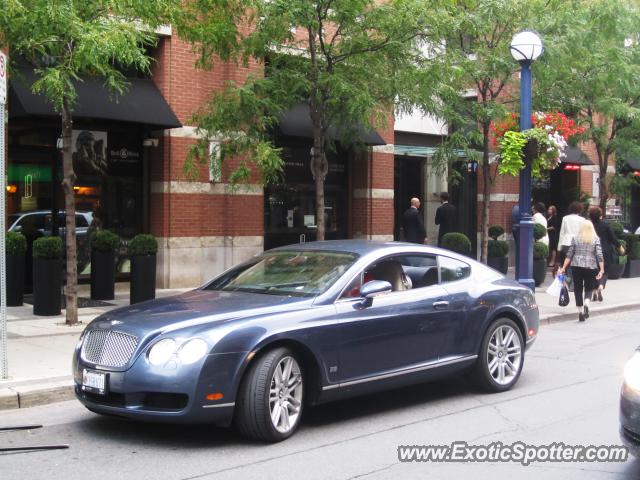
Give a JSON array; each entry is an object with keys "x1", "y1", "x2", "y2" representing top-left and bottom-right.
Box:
[{"x1": 81, "y1": 330, "x2": 138, "y2": 367}]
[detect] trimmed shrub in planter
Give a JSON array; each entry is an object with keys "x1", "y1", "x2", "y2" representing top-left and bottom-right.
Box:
[
  {"x1": 533, "y1": 223, "x2": 547, "y2": 241},
  {"x1": 32, "y1": 236, "x2": 63, "y2": 316},
  {"x1": 128, "y1": 234, "x2": 158, "y2": 304},
  {"x1": 488, "y1": 225, "x2": 505, "y2": 240},
  {"x1": 441, "y1": 232, "x2": 472, "y2": 256},
  {"x1": 6, "y1": 232, "x2": 27, "y2": 306},
  {"x1": 608, "y1": 239, "x2": 627, "y2": 280},
  {"x1": 622, "y1": 234, "x2": 640, "y2": 278},
  {"x1": 609, "y1": 221, "x2": 624, "y2": 237},
  {"x1": 533, "y1": 242, "x2": 549, "y2": 287},
  {"x1": 487, "y1": 239, "x2": 509, "y2": 274},
  {"x1": 90, "y1": 230, "x2": 120, "y2": 300}
]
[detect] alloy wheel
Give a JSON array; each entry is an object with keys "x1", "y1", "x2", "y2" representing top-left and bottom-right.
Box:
[
  {"x1": 486, "y1": 324, "x2": 522, "y2": 386},
  {"x1": 268, "y1": 356, "x2": 303, "y2": 434}
]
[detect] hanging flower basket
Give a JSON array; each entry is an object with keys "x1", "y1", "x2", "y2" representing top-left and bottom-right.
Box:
[{"x1": 491, "y1": 112, "x2": 585, "y2": 178}]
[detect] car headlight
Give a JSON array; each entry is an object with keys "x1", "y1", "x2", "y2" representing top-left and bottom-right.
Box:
[
  {"x1": 178, "y1": 339, "x2": 209, "y2": 365},
  {"x1": 148, "y1": 338, "x2": 177, "y2": 366},
  {"x1": 624, "y1": 351, "x2": 640, "y2": 391}
]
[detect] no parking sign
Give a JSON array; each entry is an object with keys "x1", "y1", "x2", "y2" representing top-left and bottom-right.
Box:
[{"x1": 0, "y1": 52, "x2": 6, "y2": 104}]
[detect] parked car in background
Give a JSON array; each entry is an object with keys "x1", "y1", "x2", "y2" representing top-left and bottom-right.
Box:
[
  {"x1": 8, "y1": 210, "x2": 94, "y2": 271},
  {"x1": 74, "y1": 240, "x2": 539, "y2": 442},
  {"x1": 635, "y1": 226, "x2": 640, "y2": 235}
]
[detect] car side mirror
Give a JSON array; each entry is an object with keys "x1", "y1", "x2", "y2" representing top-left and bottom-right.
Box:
[{"x1": 359, "y1": 280, "x2": 392, "y2": 307}]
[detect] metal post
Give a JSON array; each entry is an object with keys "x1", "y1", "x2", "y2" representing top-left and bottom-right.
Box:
[
  {"x1": 516, "y1": 61, "x2": 535, "y2": 290},
  {"x1": 0, "y1": 80, "x2": 7, "y2": 378}
]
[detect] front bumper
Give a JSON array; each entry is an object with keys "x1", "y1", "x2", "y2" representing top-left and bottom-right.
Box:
[{"x1": 73, "y1": 349, "x2": 247, "y2": 426}]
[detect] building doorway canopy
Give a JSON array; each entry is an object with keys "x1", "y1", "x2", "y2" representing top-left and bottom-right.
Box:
[
  {"x1": 9, "y1": 68, "x2": 181, "y2": 129},
  {"x1": 277, "y1": 103, "x2": 386, "y2": 146}
]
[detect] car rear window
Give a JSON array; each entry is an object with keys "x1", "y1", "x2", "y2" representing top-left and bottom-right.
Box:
[{"x1": 207, "y1": 250, "x2": 359, "y2": 297}]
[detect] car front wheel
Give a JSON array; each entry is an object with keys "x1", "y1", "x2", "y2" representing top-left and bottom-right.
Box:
[
  {"x1": 235, "y1": 347, "x2": 304, "y2": 442},
  {"x1": 474, "y1": 318, "x2": 524, "y2": 392}
]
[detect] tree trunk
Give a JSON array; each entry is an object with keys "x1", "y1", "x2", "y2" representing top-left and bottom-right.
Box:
[
  {"x1": 598, "y1": 156, "x2": 609, "y2": 213},
  {"x1": 61, "y1": 100, "x2": 78, "y2": 325},
  {"x1": 480, "y1": 124, "x2": 491, "y2": 263},
  {"x1": 309, "y1": 100, "x2": 328, "y2": 242}
]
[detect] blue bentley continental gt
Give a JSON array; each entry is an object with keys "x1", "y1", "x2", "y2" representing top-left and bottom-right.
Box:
[{"x1": 73, "y1": 240, "x2": 539, "y2": 442}]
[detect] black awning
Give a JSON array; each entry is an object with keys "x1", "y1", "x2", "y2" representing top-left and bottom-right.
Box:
[
  {"x1": 9, "y1": 69, "x2": 181, "y2": 129},
  {"x1": 277, "y1": 103, "x2": 386, "y2": 146},
  {"x1": 625, "y1": 158, "x2": 640, "y2": 170},
  {"x1": 563, "y1": 146, "x2": 593, "y2": 165}
]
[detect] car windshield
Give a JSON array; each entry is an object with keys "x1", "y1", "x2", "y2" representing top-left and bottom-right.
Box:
[{"x1": 208, "y1": 250, "x2": 359, "y2": 297}]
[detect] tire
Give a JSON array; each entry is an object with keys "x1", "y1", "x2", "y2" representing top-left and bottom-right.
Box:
[
  {"x1": 235, "y1": 347, "x2": 304, "y2": 442},
  {"x1": 474, "y1": 318, "x2": 524, "y2": 393}
]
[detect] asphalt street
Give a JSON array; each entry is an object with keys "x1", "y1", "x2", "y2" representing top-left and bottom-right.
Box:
[{"x1": 1, "y1": 309, "x2": 640, "y2": 480}]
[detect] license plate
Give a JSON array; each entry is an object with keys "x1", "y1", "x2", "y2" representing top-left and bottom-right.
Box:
[{"x1": 82, "y1": 369, "x2": 107, "y2": 395}]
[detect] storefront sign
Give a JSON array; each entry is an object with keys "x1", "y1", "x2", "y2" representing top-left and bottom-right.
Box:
[{"x1": 110, "y1": 147, "x2": 141, "y2": 164}]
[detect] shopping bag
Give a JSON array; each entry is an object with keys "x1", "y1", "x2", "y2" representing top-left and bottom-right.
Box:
[
  {"x1": 558, "y1": 284, "x2": 570, "y2": 307},
  {"x1": 546, "y1": 274, "x2": 564, "y2": 297}
]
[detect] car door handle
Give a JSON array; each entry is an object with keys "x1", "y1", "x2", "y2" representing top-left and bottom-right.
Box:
[{"x1": 433, "y1": 300, "x2": 449, "y2": 310}]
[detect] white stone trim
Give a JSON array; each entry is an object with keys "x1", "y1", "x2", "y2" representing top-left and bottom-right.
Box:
[
  {"x1": 151, "y1": 181, "x2": 263, "y2": 195},
  {"x1": 158, "y1": 236, "x2": 263, "y2": 249},
  {"x1": 155, "y1": 24, "x2": 172, "y2": 37},
  {"x1": 372, "y1": 144, "x2": 394, "y2": 154},
  {"x1": 158, "y1": 126, "x2": 205, "y2": 139},
  {"x1": 477, "y1": 193, "x2": 519, "y2": 202},
  {"x1": 353, "y1": 188, "x2": 395, "y2": 200},
  {"x1": 352, "y1": 234, "x2": 394, "y2": 241}
]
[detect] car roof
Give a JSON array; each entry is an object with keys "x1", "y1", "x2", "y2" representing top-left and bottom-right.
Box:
[
  {"x1": 10, "y1": 210, "x2": 92, "y2": 216},
  {"x1": 268, "y1": 239, "x2": 445, "y2": 256}
]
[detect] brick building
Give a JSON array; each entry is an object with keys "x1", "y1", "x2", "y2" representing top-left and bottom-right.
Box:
[{"x1": 6, "y1": 29, "x2": 631, "y2": 289}]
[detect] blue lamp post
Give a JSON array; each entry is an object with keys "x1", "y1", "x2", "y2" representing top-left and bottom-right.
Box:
[{"x1": 510, "y1": 30, "x2": 544, "y2": 291}]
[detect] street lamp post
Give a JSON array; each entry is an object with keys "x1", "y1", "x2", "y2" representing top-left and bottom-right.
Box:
[{"x1": 510, "y1": 30, "x2": 543, "y2": 291}]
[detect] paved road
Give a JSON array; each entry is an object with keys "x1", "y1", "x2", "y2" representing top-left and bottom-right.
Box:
[{"x1": 1, "y1": 310, "x2": 640, "y2": 480}]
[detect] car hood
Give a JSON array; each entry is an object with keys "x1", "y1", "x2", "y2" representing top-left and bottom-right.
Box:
[{"x1": 87, "y1": 289, "x2": 314, "y2": 337}]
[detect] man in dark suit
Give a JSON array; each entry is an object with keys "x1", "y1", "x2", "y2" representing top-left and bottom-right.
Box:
[
  {"x1": 435, "y1": 192, "x2": 457, "y2": 246},
  {"x1": 402, "y1": 197, "x2": 427, "y2": 244}
]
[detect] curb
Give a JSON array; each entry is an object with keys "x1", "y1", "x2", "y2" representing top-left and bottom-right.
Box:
[
  {"x1": 0, "y1": 303, "x2": 638, "y2": 412},
  {"x1": 0, "y1": 378, "x2": 74, "y2": 411},
  {"x1": 539, "y1": 302, "x2": 640, "y2": 325}
]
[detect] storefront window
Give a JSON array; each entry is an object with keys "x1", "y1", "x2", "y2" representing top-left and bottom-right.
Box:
[{"x1": 264, "y1": 142, "x2": 349, "y2": 250}]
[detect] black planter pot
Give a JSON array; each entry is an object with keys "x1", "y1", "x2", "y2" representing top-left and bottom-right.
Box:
[
  {"x1": 130, "y1": 254, "x2": 157, "y2": 305},
  {"x1": 91, "y1": 250, "x2": 116, "y2": 300},
  {"x1": 623, "y1": 259, "x2": 640, "y2": 278},
  {"x1": 608, "y1": 262, "x2": 625, "y2": 280},
  {"x1": 533, "y1": 258, "x2": 547, "y2": 286},
  {"x1": 33, "y1": 258, "x2": 62, "y2": 316},
  {"x1": 7, "y1": 252, "x2": 25, "y2": 306},
  {"x1": 487, "y1": 256, "x2": 509, "y2": 274}
]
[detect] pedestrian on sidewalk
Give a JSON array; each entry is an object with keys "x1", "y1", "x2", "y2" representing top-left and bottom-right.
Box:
[
  {"x1": 589, "y1": 206, "x2": 620, "y2": 302},
  {"x1": 547, "y1": 205, "x2": 559, "y2": 266},
  {"x1": 532, "y1": 202, "x2": 549, "y2": 246},
  {"x1": 557, "y1": 220, "x2": 604, "y2": 322},
  {"x1": 556, "y1": 201, "x2": 585, "y2": 285},
  {"x1": 402, "y1": 197, "x2": 427, "y2": 244}
]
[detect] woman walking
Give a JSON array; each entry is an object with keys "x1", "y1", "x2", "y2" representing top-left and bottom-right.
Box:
[
  {"x1": 557, "y1": 220, "x2": 604, "y2": 322},
  {"x1": 547, "y1": 205, "x2": 559, "y2": 266},
  {"x1": 588, "y1": 206, "x2": 620, "y2": 302}
]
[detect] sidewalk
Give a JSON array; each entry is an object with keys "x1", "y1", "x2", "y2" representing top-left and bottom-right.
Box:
[{"x1": 1, "y1": 273, "x2": 639, "y2": 411}]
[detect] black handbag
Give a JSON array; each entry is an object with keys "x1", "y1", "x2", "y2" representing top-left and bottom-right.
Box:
[{"x1": 559, "y1": 284, "x2": 570, "y2": 307}]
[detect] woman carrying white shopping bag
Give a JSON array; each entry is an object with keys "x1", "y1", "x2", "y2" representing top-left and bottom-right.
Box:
[{"x1": 557, "y1": 220, "x2": 604, "y2": 322}]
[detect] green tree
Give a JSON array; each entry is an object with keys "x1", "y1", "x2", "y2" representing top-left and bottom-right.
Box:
[
  {"x1": 433, "y1": 0, "x2": 554, "y2": 263},
  {"x1": 179, "y1": 0, "x2": 452, "y2": 241},
  {"x1": 0, "y1": 0, "x2": 177, "y2": 324},
  {"x1": 535, "y1": 0, "x2": 640, "y2": 213}
]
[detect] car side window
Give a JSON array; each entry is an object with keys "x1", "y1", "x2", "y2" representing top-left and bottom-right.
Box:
[
  {"x1": 76, "y1": 214, "x2": 89, "y2": 227},
  {"x1": 439, "y1": 256, "x2": 471, "y2": 283},
  {"x1": 394, "y1": 255, "x2": 439, "y2": 289}
]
